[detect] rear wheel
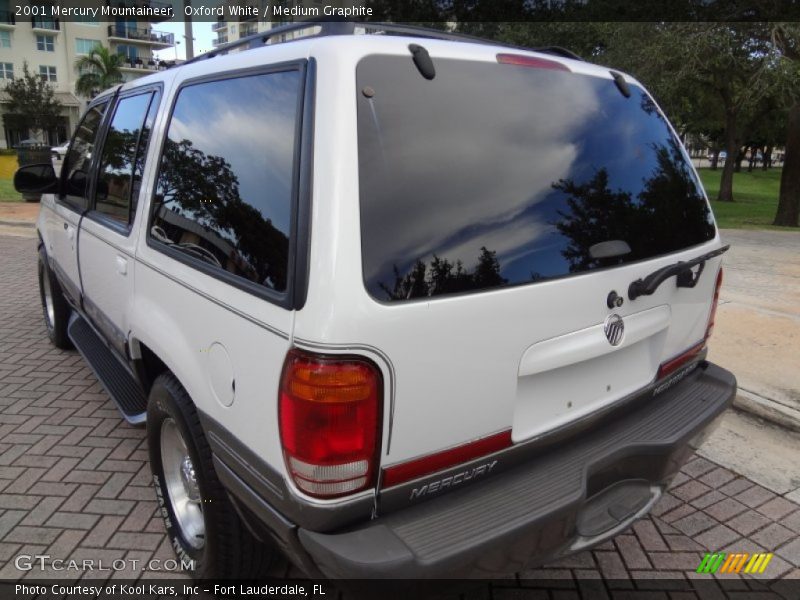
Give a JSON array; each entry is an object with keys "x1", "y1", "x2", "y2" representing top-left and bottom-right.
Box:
[
  {"x1": 147, "y1": 372, "x2": 277, "y2": 578},
  {"x1": 38, "y1": 247, "x2": 72, "y2": 349}
]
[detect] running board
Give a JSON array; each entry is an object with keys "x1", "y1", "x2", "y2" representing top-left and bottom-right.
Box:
[{"x1": 68, "y1": 314, "x2": 147, "y2": 425}]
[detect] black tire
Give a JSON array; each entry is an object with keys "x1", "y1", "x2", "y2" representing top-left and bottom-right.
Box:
[
  {"x1": 147, "y1": 372, "x2": 277, "y2": 579},
  {"x1": 38, "y1": 246, "x2": 72, "y2": 349}
]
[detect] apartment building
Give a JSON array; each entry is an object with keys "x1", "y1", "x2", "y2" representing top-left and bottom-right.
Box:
[
  {"x1": 0, "y1": 6, "x2": 174, "y2": 148},
  {"x1": 211, "y1": 1, "x2": 357, "y2": 49}
]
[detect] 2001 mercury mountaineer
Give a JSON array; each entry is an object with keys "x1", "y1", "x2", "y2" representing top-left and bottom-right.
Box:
[{"x1": 15, "y1": 21, "x2": 736, "y2": 579}]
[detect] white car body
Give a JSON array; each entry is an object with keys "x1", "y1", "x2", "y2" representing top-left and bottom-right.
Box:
[{"x1": 30, "y1": 25, "x2": 736, "y2": 579}]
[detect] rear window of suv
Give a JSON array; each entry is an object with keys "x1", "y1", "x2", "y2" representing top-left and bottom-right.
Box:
[{"x1": 356, "y1": 55, "x2": 715, "y2": 302}]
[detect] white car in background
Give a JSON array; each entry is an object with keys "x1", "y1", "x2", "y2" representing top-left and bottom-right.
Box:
[{"x1": 50, "y1": 142, "x2": 69, "y2": 160}]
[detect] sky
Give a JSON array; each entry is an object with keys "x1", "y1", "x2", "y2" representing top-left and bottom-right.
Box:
[{"x1": 153, "y1": 21, "x2": 218, "y2": 61}]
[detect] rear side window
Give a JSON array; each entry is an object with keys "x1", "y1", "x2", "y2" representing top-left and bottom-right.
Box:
[
  {"x1": 62, "y1": 102, "x2": 106, "y2": 211},
  {"x1": 150, "y1": 69, "x2": 301, "y2": 293},
  {"x1": 94, "y1": 91, "x2": 158, "y2": 226},
  {"x1": 357, "y1": 56, "x2": 716, "y2": 302}
]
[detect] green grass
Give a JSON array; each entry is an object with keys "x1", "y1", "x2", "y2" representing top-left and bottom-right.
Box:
[
  {"x1": 697, "y1": 167, "x2": 793, "y2": 230},
  {"x1": 0, "y1": 178, "x2": 22, "y2": 203}
]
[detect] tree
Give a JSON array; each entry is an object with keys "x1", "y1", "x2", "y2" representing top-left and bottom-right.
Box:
[
  {"x1": 612, "y1": 24, "x2": 781, "y2": 202},
  {"x1": 153, "y1": 137, "x2": 290, "y2": 289},
  {"x1": 74, "y1": 45, "x2": 123, "y2": 97},
  {"x1": 479, "y1": 24, "x2": 790, "y2": 204},
  {"x1": 2, "y1": 61, "x2": 63, "y2": 142},
  {"x1": 379, "y1": 247, "x2": 507, "y2": 301},
  {"x1": 773, "y1": 24, "x2": 800, "y2": 227}
]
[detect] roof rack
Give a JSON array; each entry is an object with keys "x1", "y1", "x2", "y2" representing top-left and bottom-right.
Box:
[{"x1": 184, "y1": 20, "x2": 583, "y2": 66}]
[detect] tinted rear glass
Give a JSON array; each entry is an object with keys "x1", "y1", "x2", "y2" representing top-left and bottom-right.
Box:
[{"x1": 357, "y1": 55, "x2": 715, "y2": 302}]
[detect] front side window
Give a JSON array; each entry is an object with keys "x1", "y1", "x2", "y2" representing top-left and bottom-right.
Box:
[
  {"x1": 36, "y1": 35, "x2": 54, "y2": 52},
  {"x1": 357, "y1": 56, "x2": 715, "y2": 302},
  {"x1": 94, "y1": 92, "x2": 158, "y2": 226},
  {"x1": 62, "y1": 102, "x2": 107, "y2": 211},
  {"x1": 150, "y1": 69, "x2": 301, "y2": 293},
  {"x1": 39, "y1": 65, "x2": 56, "y2": 82}
]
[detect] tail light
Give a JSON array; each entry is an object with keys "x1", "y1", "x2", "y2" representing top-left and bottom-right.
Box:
[
  {"x1": 705, "y1": 268, "x2": 723, "y2": 341},
  {"x1": 656, "y1": 267, "x2": 724, "y2": 380},
  {"x1": 656, "y1": 341, "x2": 705, "y2": 380},
  {"x1": 279, "y1": 349, "x2": 381, "y2": 499}
]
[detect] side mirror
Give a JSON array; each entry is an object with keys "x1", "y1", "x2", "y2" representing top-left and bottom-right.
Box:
[{"x1": 14, "y1": 163, "x2": 59, "y2": 195}]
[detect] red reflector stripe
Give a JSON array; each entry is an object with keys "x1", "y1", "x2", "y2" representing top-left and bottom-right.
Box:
[
  {"x1": 657, "y1": 341, "x2": 705, "y2": 380},
  {"x1": 497, "y1": 53, "x2": 571, "y2": 71},
  {"x1": 382, "y1": 430, "x2": 512, "y2": 488}
]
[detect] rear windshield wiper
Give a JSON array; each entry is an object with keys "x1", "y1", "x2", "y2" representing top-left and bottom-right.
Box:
[{"x1": 628, "y1": 245, "x2": 730, "y2": 301}]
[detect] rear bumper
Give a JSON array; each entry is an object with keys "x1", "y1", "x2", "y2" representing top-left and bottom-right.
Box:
[{"x1": 222, "y1": 361, "x2": 736, "y2": 579}]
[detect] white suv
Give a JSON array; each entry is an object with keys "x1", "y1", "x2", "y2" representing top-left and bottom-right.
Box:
[{"x1": 15, "y1": 22, "x2": 736, "y2": 579}]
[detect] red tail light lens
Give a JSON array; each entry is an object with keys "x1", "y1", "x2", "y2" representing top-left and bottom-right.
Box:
[
  {"x1": 279, "y1": 349, "x2": 381, "y2": 499},
  {"x1": 497, "y1": 53, "x2": 571, "y2": 71},
  {"x1": 656, "y1": 341, "x2": 705, "y2": 380},
  {"x1": 705, "y1": 268, "x2": 723, "y2": 341}
]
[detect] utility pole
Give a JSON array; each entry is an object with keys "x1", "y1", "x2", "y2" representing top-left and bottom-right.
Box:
[{"x1": 184, "y1": 0, "x2": 195, "y2": 59}]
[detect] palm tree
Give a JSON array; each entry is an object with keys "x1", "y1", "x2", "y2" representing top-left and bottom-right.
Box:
[{"x1": 74, "y1": 45, "x2": 124, "y2": 98}]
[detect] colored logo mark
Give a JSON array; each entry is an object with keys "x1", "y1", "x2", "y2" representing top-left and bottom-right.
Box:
[{"x1": 696, "y1": 552, "x2": 773, "y2": 574}]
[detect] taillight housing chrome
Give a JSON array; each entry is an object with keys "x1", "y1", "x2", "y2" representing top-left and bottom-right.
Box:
[{"x1": 279, "y1": 349, "x2": 381, "y2": 499}]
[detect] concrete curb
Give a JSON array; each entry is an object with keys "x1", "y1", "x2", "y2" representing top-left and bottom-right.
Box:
[
  {"x1": 0, "y1": 219, "x2": 34, "y2": 228},
  {"x1": 734, "y1": 388, "x2": 800, "y2": 434}
]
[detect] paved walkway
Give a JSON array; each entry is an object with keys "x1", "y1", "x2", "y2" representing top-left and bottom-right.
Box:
[{"x1": 0, "y1": 233, "x2": 798, "y2": 593}]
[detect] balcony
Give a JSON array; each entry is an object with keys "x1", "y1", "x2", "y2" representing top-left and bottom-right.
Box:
[
  {"x1": 107, "y1": 25, "x2": 174, "y2": 47},
  {"x1": 0, "y1": 10, "x2": 14, "y2": 28},
  {"x1": 213, "y1": 36, "x2": 229, "y2": 47},
  {"x1": 32, "y1": 18, "x2": 60, "y2": 33},
  {"x1": 240, "y1": 25, "x2": 258, "y2": 37},
  {"x1": 118, "y1": 56, "x2": 173, "y2": 74},
  {"x1": 212, "y1": 20, "x2": 227, "y2": 32}
]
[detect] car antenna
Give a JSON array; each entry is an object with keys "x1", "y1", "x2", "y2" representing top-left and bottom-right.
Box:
[{"x1": 409, "y1": 44, "x2": 436, "y2": 80}]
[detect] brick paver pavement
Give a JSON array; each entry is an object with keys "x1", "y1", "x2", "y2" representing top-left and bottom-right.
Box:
[{"x1": 1, "y1": 233, "x2": 799, "y2": 595}]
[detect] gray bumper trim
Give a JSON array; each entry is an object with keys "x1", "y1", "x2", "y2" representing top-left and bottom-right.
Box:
[{"x1": 297, "y1": 362, "x2": 735, "y2": 578}]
